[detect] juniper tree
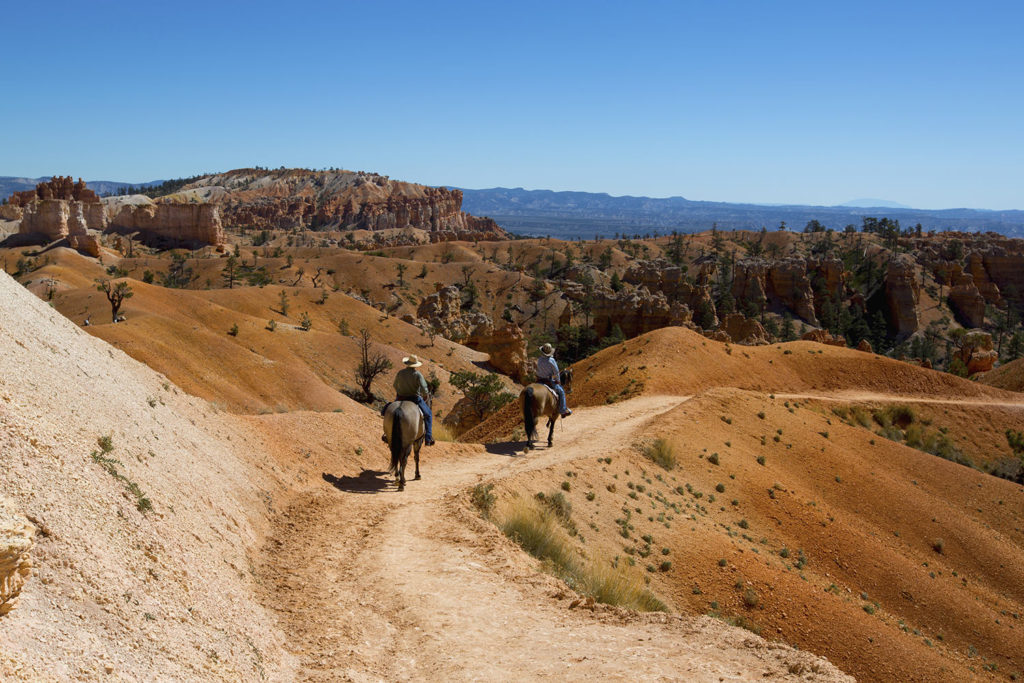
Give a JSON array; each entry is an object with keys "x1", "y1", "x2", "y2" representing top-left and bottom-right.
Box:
[{"x1": 95, "y1": 279, "x2": 133, "y2": 322}]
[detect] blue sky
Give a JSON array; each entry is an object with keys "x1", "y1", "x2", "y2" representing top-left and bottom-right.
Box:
[{"x1": 2, "y1": 1, "x2": 1021, "y2": 209}]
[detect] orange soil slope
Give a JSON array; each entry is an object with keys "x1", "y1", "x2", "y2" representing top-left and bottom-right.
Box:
[
  {"x1": 491, "y1": 389, "x2": 1024, "y2": 681},
  {"x1": 47, "y1": 275, "x2": 500, "y2": 415},
  {"x1": 462, "y1": 325, "x2": 1019, "y2": 444},
  {"x1": 572, "y1": 326, "x2": 1019, "y2": 407},
  {"x1": 981, "y1": 357, "x2": 1024, "y2": 392}
]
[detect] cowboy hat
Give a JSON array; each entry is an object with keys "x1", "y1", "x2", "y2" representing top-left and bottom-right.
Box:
[
  {"x1": 539, "y1": 343, "x2": 555, "y2": 357},
  {"x1": 402, "y1": 355, "x2": 423, "y2": 367}
]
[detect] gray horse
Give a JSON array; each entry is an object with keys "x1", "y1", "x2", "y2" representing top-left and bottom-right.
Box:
[{"x1": 382, "y1": 401, "x2": 425, "y2": 491}]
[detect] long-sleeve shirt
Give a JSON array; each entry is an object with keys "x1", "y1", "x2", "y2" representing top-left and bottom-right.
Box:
[
  {"x1": 394, "y1": 368, "x2": 429, "y2": 398},
  {"x1": 536, "y1": 356, "x2": 560, "y2": 382}
]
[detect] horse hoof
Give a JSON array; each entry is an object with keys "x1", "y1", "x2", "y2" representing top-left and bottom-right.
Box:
[
  {"x1": 397, "y1": 484, "x2": 405, "y2": 491},
  {"x1": 414, "y1": 474, "x2": 421, "y2": 480},
  {"x1": 547, "y1": 441, "x2": 553, "y2": 447}
]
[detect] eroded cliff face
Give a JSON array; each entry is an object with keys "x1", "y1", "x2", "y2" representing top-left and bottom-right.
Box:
[
  {"x1": 13, "y1": 177, "x2": 107, "y2": 241},
  {"x1": 885, "y1": 256, "x2": 920, "y2": 337},
  {"x1": 109, "y1": 202, "x2": 224, "y2": 247},
  {"x1": 176, "y1": 168, "x2": 507, "y2": 241},
  {"x1": 7, "y1": 176, "x2": 224, "y2": 250}
]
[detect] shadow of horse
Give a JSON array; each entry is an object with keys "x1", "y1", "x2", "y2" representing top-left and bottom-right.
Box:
[
  {"x1": 483, "y1": 441, "x2": 526, "y2": 457},
  {"x1": 322, "y1": 469, "x2": 392, "y2": 493}
]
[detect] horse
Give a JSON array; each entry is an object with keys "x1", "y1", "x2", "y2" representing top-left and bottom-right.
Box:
[
  {"x1": 519, "y1": 367, "x2": 573, "y2": 451},
  {"x1": 382, "y1": 400, "x2": 426, "y2": 491}
]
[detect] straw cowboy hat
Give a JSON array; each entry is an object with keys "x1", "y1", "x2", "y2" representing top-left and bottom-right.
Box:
[
  {"x1": 402, "y1": 354, "x2": 423, "y2": 368},
  {"x1": 539, "y1": 343, "x2": 555, "y2": 357}
]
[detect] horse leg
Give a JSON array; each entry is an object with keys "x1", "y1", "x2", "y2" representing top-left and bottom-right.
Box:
[
  {"x1": 397, "y1": 452, "x2": 407, "y2": 491},
  {"x1": 414, "y1": 439, "x2": 421, "y2": 480},
  {"x1": 547, "y1": 415, "x2": 556, "y2": 447}
]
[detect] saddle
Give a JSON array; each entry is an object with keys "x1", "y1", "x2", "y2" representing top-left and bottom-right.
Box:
[
  {"x1": 535, "y1": 379, "x2": 559, "y2": 400},
  {"x1": 381, "y1": 397, "x2": 427, "y2": 417}
]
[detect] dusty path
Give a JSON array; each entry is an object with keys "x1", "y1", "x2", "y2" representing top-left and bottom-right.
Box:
[{"x1": 258, "y1": 395, "x2": 853, "y2": 682}]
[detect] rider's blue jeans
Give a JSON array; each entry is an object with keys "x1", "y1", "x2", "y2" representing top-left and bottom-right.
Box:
[
  {"x1": 397, "y1": 395, "x2": 433, "y2": 442},
  {"x1": 540, "y1": 380, "x2": 568, "y2": 414}
]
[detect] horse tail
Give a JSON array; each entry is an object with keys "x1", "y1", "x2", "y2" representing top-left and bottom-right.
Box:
[
  {"x1": 389, "y1": 406, "x2": 404, "y2": 474},
  {"x1": 523, "y1": 386, "x2": 536, "y2": 442}
]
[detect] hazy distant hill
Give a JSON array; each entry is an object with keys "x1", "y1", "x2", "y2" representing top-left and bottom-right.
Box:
[
  {"x1": 0, "y1": 176, "x2": 162, "y2": 199},
  {"x1": 840, "y1": 198, "x2": 912, "y2": 209},
  {"x1": 459, "y1": 187, "x2": 1024, "y2": 238}
]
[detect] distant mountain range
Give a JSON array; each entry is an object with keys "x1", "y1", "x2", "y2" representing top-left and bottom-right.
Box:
[
  {"x1": 458, "y1": 187, "x2": 1024, "y2": 239},
  {"x1": 839, "y1": 198, "x2": 912, "y2": 209},
  {"x1": 0, "y1": 176, "x2": 163, "y2": 199},
  {"x1": 5, "y1": 174, "x2": 1022, "y2": 239}
]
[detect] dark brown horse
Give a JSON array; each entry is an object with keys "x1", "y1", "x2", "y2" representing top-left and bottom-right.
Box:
[{"x1": 520, "y1": 368, "x2": 573, "y2": 450}]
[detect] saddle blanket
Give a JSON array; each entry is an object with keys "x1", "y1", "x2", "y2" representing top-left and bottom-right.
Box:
[{"x1": 538, "y1": 383, "x2": 558, "y2": 400}]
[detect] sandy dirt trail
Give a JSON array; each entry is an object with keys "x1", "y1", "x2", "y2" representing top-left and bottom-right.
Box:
[{"x1": 258, "y1": 395, "x2": 853, "y2": 682}]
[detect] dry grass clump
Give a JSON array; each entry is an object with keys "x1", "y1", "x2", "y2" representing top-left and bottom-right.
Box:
[
  {"x1": 643, "y1": 438, "x2": 677, "y2": 470},
  {"x1": 432, "y1": 423, "x2": 456, "y2": 442},
  {"x1": 496, "y1": 496, "x2": 666, "y2": 612}
]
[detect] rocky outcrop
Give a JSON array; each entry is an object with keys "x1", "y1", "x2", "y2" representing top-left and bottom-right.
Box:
[
  {"x1": 801, "y1": 329, "x2": 847, "y2": 346},
  {"x1": 12, "y1": 176, "x2": 107, "y2": 241},
  {"x1": 734, "y1": 258, "x2": 818, "y2": 324},
  {"x1": 885, "y1": 256, "x2": 920, "y2": 337},
  {"x1": 587, "y1": 286, "x2": 693, "y2": 339},
  {"x1": 857, "y1": 339, "x2": 873, "y2": 353},
  {"x1": 717, "y1": 313, "x2": 769, "y2": 345},
  {"x1": 0, "y1": 204, "x2": 23, "y2": 221},
  {"x1": 947, "y1": 273, "x2": 987, "y2": 328},
  {"x1": 464, "y1": 322, "x2": 529, "y2": 383},
  {"x1": 7, "y1": 175, "x2": 100, "y2": 206},
  {"x1": 621, "y1": 259, "x2": 717, "y2": 325},
  {"x1": 110, "y1": 202, "x2": 224, "y2": 246},
  {"x1": 958, "y1": 330, "x2": 999, "y2": 375},
  {"x1": 68, "y1": 233, "x2": 102, "y2": 258},
  {"x1": 0, "y1": 497, "x2": 36, "y2": 617},
  {"x1": 177, "y1": 168, "x2": 507, "y2": 241},
  {"x1": 416, "y1": 284, "x2": 490, "y2": 342}
]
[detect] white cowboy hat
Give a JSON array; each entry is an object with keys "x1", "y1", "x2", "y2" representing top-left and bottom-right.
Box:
[
  {"x1": 402, "y1": 355, "x2": 423, "y2": 367},
  {"x1": 539, "y1": 343, "x2": 555, "y2": 357}
]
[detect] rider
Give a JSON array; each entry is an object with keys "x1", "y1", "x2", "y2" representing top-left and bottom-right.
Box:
[
  {"x1": 389, "y1": 354, "x2": 435, "y2": 446},
  {"x1": 536, "y1": 343, "x2": 572, "y2": 418}
]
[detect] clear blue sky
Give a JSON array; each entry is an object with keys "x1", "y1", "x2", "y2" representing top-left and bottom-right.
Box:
[{"x1": 3, "y1": 1, "x2": 1021, "y2": 209}]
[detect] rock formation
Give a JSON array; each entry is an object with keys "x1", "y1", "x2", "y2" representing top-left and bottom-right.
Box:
[
  {"x1": 0, "y1": 497, "x2": 35, "y2": 616},
  {"x1": 109, "y1": 202, "x2": 224, "y2": 246},
  {"x1": 947, "y1": 272, "x2": 987, "y2": 328},
  {"x1": 717, "y1": 313, "x2": 769, "y2": 345},
  {"x1": 587, "y1": 286, "x2": 693, "y2": 339},
  {"x1": 621, "y1": 259, "x2": 717, "y2": 327},
  {"x1": 801, "y1": 329, "x2": 847, "y2": 346},
  {"x1": 12, "y1": 176, "x2": 107, "y2": 241},
  {"x1": 958, "y1": 330, "x2": 999, "y2": 375},
  {"x1": 416, "y1": 284, "x2": 490, "y2": 342},
  {"x1": 734, "y1": 258, "x2": 818, "y2": 324},
  {"x1": 464, "y1": 322, "x2": 530, "y2": 383},
  {"x1": 884, "y1": 255, "x2": 920, "y2": 337},
  {"x1": 175, "y1": 168, "x2": 507, "y2": 241},
  {"x1": 857, "y1": 339, "x2": 873, "y2": 353}
]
